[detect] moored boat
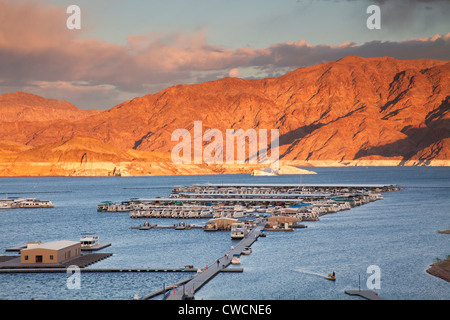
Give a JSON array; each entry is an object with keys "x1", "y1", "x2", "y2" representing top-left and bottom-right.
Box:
[
  {"x1": 18, "y1": 198, "x2": 54, "y2": 208},
  {"x1": 97, "y1": 201, "x2": 113, "y2": 212},
  {"x1": 0, "y1": 198, "x2": 17, "y2": 209},
  {"x1": 230, "y1": 223, "x2": 249, "y2": 240},
  {"x1": 231, "y1": 254, "x2": 241, "y2": 265},
  {"x1": 175, "y1": 221, "x2": 187, "y2": 230},
  {"x1": 80, "y1": 233, "x2": 100, "y2": 248}
]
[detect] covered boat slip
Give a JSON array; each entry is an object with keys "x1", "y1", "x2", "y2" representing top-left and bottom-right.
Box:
[
  {"x1": 172, "y1": 183, "x2": 397, "y2": 197},
  {"x1": 135, "y1": 197, "x2": 317, "y2": 204},
  {"x1": 171, "y1": 183, "x2": 397, "y2": 198},
  {"x1": 173, "y1": 192, "x2": 331, "y2": 198},
  {"x1": 103, "y1": 182, "x2": 394, "y2": 215},
  {"x1": 190, "y1": 183, "x2": 396, "y2": 188}
]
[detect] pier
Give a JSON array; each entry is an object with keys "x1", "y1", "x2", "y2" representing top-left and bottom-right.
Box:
[
  {"x1": 130, "y1": 224, "x2": 204, "y2": 230},
  {"x1": 162, "y1": 222, "x2": 265, "y2": 300},
  {"x1": 0, "y1": 267, "x2": 244, "y2": 273}
]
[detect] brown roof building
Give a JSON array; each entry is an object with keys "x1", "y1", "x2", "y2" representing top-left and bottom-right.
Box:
[{"x1": 20, "y1": 240, "x2": 81, "y2": 264}]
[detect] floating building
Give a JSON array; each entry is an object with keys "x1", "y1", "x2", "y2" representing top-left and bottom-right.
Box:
[{"x1": 20, "y1": 240, "x2": 81, "y2": 264}]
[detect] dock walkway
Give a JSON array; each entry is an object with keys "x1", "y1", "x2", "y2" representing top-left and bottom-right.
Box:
[{"x1": 163, "y1": 222, "x2": 264, "y2": 300}]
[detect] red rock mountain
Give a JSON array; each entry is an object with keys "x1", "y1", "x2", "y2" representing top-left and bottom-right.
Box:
[{"x1": 0, "y1": 56, "x2": 449, "y2": 163}]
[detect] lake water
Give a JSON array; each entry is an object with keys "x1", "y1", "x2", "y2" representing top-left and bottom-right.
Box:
[{"x1": 0, "y1": 167, "x2": 449, "y2": 300}]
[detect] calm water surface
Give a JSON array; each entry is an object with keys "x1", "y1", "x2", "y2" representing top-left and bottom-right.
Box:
[{"x1": 0, "y1": 167, "x2": 449, "y2": 300}]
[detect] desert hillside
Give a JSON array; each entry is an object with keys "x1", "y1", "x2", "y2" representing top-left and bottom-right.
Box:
[
  {"x1": 0, "y1": 92, "x2": 100, "y2": 122},
  {"x1": 0, "y1": 56, "x2": 448, "y2": 176}
]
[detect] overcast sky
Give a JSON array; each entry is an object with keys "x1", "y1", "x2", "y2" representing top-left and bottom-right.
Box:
[{"x1": 0, "y1": 0, "x2": 449, "y2": 109}]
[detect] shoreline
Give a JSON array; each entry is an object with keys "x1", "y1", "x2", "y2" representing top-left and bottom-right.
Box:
[
  {"x1": 427, "y1": 257, "x2": 450, "y2": 283},
  {"x1": 0, "y1": 160, "x2": 448, "y2": 177},
  {"x1": 426, "y1": 229, "x2": 450, "y2": 283}
]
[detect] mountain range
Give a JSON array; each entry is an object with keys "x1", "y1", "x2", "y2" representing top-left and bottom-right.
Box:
[{"x1": 0, "y1": 55, "x2": 448, "y2": 176}]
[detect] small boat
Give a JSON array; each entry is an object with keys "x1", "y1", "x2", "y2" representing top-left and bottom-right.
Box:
[
  {"x1": 241, "y1": 247, "x2": 252, "y2": 255},
  {"x1": 203, "y1": 224, "x2": 218, "y2": 231},
  {"x1": 175, "y1": 221, "x2": 187, "y2": 230},
  {"x1": 80, "y1": 234, "x2": 100, "y2": 248},
  {"x1": 97, "y1": 201, "x2": 113, "y2": 212},
  {"x1": 138, "y1": 221, "x2": 155, "y2": 230},
  {"x1": 325, "y1": 273, "x2": 336, "y2": 281},
  {"x1": 231, "y1": 254, "x2": 241, "y2": 265},
  {"x1": 0, "y1": 199, "x2": 15, "y2": 209}
]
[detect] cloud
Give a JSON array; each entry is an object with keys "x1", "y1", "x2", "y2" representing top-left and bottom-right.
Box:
[
  {"x1": 253, "y1": 33, "x2": 450, "y2": 70},
  {"x1": 0, "y1": 0, "x2": 449, "y2": 109},
  {"x1": 228, "y1": 68, "x2": 239, "y2": 77}
]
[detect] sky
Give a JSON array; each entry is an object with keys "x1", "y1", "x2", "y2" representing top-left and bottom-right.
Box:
[{"x1": 0, "y1": 0, "x2": 449, "y2": 109}]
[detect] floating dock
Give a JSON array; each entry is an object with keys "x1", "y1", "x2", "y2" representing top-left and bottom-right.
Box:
[
  {"x1": 0, "y1": 266, "x2": 243, "y2": 274},
  {"x1": 345, "y1": 290, "x2": 385, "y2": 300},
  {"x1": 0, "y1": 253, "x2": 112, "y2": 270},
  {"x1": 163, "y1": 222, "x2": 264, "y2": 300},
  {"x1": 130, "y1": 224, "x2": 204, "y2": 230},
  {"x1": 141, "y1": 268, "x2": 244, "y2": 300}
]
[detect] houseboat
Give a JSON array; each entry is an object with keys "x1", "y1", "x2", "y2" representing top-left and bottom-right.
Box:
[
  {"x1": 0, "y1": 198, "x2": 18, "y2": 209},
  {"x1": 97, "y1": 201, "x2": 113, "y2": 212},
  {"x1": 18, "y1": 198, "x2": 54, "y2": 208},
  {"x1": 80, "y1": 234, "x2": 100, "y2": 248},
  {"x1": 230, "y1": 223, "x2": 249, "y2": 240}
]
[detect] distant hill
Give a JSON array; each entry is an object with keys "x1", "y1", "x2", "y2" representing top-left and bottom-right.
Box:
[{"x1": 0, "y1": 92, "x2": 100, "y2": 122}]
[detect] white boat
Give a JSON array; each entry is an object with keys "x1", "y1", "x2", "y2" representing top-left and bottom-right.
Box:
[
  {"x1": 17, "y1": 198, "x2": 54, "y2": 208},
  {"x1": 231, "y1": 254, "x2": 241, "y2": 265},
  {"x1": 0, "y1": 199, "x2": 17, "y2": 209},
  {"x1": 80, "y1": 234, "x2": 100, "y2": 248},
  {"x1": 233, "y1": 210, "x2": 246, "y2": 218},
  {"x1": 241, "y1": 246, "x2": 252, "y2": 255},
  {"x1": 230, "y1": 223, "x2": 249, "y2": 240}
]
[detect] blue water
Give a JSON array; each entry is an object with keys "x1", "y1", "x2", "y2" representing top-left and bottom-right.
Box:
[{"x1": 0, "y1": 167, "x2": 449, "y2": 300}]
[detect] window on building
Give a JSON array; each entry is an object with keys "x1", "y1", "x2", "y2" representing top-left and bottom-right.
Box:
[{"x1": 50, "y1": 255, "x2": 53, "y2": 260}]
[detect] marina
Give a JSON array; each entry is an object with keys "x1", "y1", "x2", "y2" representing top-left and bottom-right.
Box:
[
  {"x1": 0, "y1": 180, "x2": 405, "y2": 300},
  {"x1": 99, "y1": 183, "x2": 394, "y2": 222},
  {"x1": 1, "y1": 167, "x2": 448, "y2": 300}
]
